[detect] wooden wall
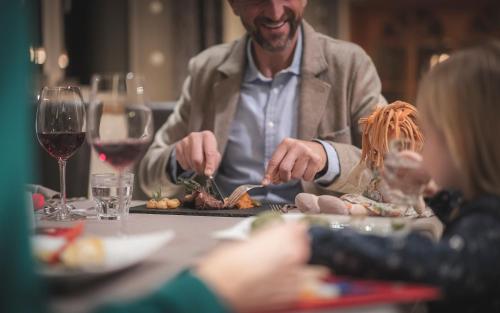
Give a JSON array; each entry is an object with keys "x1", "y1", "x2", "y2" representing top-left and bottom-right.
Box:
[{"x1": 350, "y1": 0, "x2": 500, "y2": 102}]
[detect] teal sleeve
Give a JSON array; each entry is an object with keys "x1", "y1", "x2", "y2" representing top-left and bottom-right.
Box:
[
  {"x1": 96, "y1": 270, "x2": 232, "y2": 313},
  {"x1": 0, "y1": 2, "x2": 49, "y2": 313}
]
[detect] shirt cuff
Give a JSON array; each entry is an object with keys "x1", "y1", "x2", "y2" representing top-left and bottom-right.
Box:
[{"x1": 313, "y1": 139, "x2": 340, "y2": 185}]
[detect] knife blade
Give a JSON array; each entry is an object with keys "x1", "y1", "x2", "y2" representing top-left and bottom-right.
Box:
[{"x1": 207, "y1": 175, "x2": 225, "y2": 202}]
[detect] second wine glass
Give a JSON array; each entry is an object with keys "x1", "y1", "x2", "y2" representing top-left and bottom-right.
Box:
[{"x1": 87, "y1": 73, "x2": 153, "y2": 233}]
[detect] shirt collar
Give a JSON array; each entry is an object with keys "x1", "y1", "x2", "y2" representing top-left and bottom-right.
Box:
[{"x1": 244, "y1": 27, "x2": 303, "y2": 83}]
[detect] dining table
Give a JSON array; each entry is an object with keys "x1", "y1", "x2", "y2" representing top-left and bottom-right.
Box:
[{"x1": 40, "y1": 200, "x2": 441, "y2": 313}]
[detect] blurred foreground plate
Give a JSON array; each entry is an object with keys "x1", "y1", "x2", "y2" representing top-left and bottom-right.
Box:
[
  {"x1": 34, "y1": 230, "x2": 174, "y2": 281},
  {"x1": 213, "y1": 213, "x2": 415, "y2": 241}
]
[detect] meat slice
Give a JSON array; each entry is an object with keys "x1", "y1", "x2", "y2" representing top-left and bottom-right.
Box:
[{"x1": 194, "y1": 190, "x2": 226, "y2": 209}]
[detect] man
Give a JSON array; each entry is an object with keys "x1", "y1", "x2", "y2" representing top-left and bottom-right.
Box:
[{"x1": 139, "y1": 0, "x2": 385, "y2": 202}]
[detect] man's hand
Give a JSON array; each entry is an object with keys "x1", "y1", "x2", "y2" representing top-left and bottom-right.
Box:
[
  {"x1": 175, "y1": 131, "x2": 221, "y2": 176},
  {"x1": 262, "y1": 138, "x2": 327, "y2": 185}
]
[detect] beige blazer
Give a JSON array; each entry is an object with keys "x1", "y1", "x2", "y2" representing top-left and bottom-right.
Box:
[{"x1": 139, "y1": 21, "x2": 385, "y2": 197}]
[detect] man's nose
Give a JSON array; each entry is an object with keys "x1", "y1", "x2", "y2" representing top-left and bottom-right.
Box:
[{"x1": 263, "y1": 0, "x2": 287, "y2": 21}]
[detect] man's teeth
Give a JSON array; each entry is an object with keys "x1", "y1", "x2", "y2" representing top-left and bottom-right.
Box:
[{"x1": 263, "y1": 21, "x2": 286, "y2": 29}]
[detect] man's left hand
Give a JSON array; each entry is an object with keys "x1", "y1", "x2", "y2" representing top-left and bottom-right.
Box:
[{"x1": 262, "y1": 138, "x2": 327, "y2": 185}]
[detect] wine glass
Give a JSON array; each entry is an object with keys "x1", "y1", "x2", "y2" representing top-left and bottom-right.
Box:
[
  {"x1": 87, "y1": 73, "x2": 153, "y2": 233},
  {"x1": 36, "y1": 86, "x2": 86, "y2": 221}
]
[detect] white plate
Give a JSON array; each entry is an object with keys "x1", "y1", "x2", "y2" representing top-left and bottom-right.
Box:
[
  {"x1": 34, "y1": 230, "x2": 174, "y2": 280},
  {"x1": 213, "y1": 213, "x2": 407, "y2": 241}
]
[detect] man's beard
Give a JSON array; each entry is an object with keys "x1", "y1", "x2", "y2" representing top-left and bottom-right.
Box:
[{"x1": 242, "y1": 8, "x2": 301, "y2": 52}]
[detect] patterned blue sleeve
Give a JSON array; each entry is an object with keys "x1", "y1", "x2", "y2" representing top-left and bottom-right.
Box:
[{"x1": 309, "y1": 213, "x2": 500, "y2": 301}]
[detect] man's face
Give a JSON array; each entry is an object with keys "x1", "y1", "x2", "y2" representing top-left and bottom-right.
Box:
[{"x1": 229, "y1": 0, "x2": 307, "y2": 52}]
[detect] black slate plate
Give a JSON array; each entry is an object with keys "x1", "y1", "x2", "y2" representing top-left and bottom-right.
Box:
[{"x1": 129, "y1": 204, "x2": 273, "y2": 217}]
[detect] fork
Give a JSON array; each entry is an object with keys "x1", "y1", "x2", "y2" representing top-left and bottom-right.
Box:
[
  {"x1": 225, "y1": 184, "x2": 263, "y2": 207},
  {"x1": 269, "y1": 203, "x2": 284, "y2": 213},
  {"x1": 267, "y1": 203, "x2": 297, "y2": 213}
]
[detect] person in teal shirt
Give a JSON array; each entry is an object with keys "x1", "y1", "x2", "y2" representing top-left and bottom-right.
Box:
[{"x1": 0, "y1": 2, "x2": 311, "y2": 313}]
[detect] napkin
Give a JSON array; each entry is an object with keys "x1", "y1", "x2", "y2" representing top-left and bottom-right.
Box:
[{"x1": 25, "y1": 184, "x2": 60, "y2": 199}]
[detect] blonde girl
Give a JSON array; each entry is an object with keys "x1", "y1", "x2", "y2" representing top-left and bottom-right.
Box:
[{"x1": 309, "y1": 41, "x2": 500, "y2": 313}]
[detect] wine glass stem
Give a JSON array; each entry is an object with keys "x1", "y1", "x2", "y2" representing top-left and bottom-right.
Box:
[{"x1": 58, "y1": 159, "x2": 68, "y2": 218}]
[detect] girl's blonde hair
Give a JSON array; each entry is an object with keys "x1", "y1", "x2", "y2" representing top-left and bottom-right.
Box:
[{"x1": 417, "y1": 41, "x2": 500, "y2": 198}]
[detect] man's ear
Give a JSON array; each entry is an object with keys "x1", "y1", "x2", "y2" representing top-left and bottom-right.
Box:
[{"x1": 227, "y1": 0, "x2": 240, "y2": 16}]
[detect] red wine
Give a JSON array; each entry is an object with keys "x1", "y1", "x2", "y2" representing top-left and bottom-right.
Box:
[
  {"x1": 38, "y1": 132, "x2": 86, "y2": 160},
  {"x1": 93, "y1": 139, "x2": 150, "y2": 170}
]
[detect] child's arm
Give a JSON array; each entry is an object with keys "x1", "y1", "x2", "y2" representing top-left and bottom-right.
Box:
[{"x1": 309, "y1": 214, "x2": 500, "y2": 299}]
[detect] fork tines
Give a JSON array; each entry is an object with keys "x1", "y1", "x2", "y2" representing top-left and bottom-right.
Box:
[
  {"x1": 226, "y1": 184, "x2": 264, "y2": 207},
  {"x1": 269, "y1": 204, "x2": 282, "y2": 213},
  {"x1": 226, "y1": 187, "x2": 247, "y2": 207}
]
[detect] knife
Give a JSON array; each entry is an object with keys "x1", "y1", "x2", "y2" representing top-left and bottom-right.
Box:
[{"x1": 207, "y1": 175, "x2": 225, "y2": 202}]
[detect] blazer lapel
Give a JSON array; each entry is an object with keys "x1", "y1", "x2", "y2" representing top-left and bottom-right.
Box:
[
  {"x1": 212, "y1": 76, "x2": 242, "y2": 154},
  {"x1": 212, "y1": 37, "x2": 247, "y2": 154},
  {"x1": 298, "y1": 22, "x2": 331, "y2": 140}
]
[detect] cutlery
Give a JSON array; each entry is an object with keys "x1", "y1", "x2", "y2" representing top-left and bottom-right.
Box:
[{"x1": 225, "y1": 184, "x2": 263, "y2": 207}]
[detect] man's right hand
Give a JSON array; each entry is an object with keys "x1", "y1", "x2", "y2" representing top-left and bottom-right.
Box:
[{"x1": 175, "y1": 131, "x2": 221, "y2": 176}]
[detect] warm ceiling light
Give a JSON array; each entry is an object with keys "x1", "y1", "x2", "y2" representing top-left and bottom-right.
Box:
[
  {"x1": 149, "y1": 0, "x2": 163, "y2": 14},
  {"x1": 150, "y1": 51, "x2": 165, "y2": 66},
  {"x1": 32, "y1": 47, "x2": 47, "y2": 65},
  {"x1": 58, "y1": 53, "x2": 69, "y2": 69},
  {"x1": 429, "y1": 53, "x2": 450, "y2": 69},
  {"x1": 430, "y1": 54, "x2": 439, "y2": 68},
  {"x1": 438, "y1": 53, "x2": 449, "y2": 63},
  {"x1": 29, "y1": 46, "x2": 34, "y2": 62}
]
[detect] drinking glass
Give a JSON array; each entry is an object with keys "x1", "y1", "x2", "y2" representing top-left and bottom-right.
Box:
[
  {"x1": 381, "y1": 138, "x2": 426, "y2": 214},
  {"x1": 91, "y1": 172, "x2": 134, "y2": 220},
  {"x1": 36, "y1": 86, "x2": 86, "y2": 221},
  {"x1": 87, "y1": 73, "x2": 153, "y2": 233}
]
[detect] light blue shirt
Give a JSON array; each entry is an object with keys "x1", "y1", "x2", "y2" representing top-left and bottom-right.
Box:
[{"x1": 171, "y1": 29, "x2": 340, "y2": 202}]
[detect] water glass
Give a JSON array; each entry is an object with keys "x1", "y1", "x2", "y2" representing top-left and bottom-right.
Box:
[{"x1": 91, "y1": 173, "x2": 134, "y2": 220}]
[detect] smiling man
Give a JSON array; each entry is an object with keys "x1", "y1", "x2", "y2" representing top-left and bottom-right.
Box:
[{"x1": 139, "y1": 0, "x2": 385, "y2": 202}]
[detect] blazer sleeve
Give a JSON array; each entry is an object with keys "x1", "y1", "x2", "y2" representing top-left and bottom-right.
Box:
[
  {"x1": 347, "y1": 48, "x2": 386, "y2": 148},
  {"x1": 138, "y1": 60, "x2": 196, "y2": 197},
  {"x1": 313, "y1": 49, "x2": 386, "y2": 194},
  {"x1": 95, "y1": 271, "x2": 231, "y2": 313}
]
